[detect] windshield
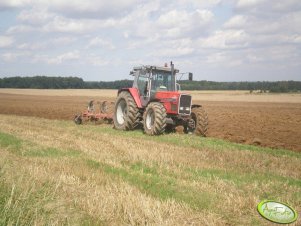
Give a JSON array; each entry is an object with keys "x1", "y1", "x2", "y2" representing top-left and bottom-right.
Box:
[{"x1": 151, "y1": 70, "x2": 175, "y2": 92}]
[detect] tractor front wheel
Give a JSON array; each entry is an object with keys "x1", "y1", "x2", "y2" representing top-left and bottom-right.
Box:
[
  {"x1": 143, "y1": 102, "x2": 166, "y2": 135},
  {"x1": 113, "y1": 91, "x2": 140, "y2": 130},
  {"x1": 188, "y1": 107, "x2": 208, "y2": 137}
]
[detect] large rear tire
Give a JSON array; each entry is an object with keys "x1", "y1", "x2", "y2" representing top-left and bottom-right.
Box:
[
  {"x1": 143, "y1": 102, "x2": 166, "y2": 135},
  {"x1": 113, "y1": 91, "x2": 140, "y2": 130},
  {"x1": 190, "y1": 107, "x2": 208, "y2": 137}
]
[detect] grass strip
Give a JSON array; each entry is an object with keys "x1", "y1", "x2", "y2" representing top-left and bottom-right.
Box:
[
  {"x1": 0, "y1": 131, "x2": 81, "y2": 158},
  {"x1": 187, "y1": 168, "x2": 301, "y2": 188},
  {"x1": 77, "y1": 125, "x2": 301, "y2": 159},
  {"x1": 85, "y1": 159, "x2": 217, "y2": 211}
]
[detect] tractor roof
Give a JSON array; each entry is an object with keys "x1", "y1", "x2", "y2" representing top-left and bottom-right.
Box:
[{"x1": 132, "y1": 65, "x2": 179, "y2": 73}]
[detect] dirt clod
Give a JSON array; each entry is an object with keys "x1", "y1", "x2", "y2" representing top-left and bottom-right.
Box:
[{"x1": 252, "y1": 138, "x2": 262, "y2": 145}]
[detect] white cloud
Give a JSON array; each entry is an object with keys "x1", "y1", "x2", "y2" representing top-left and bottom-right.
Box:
[
  {"x1": 200, "y1": 30, "x2": 249, "y2": 49},
  {"x1": 42, "y1": 17, "x2": 79, "y2": 33},
  {"x1": 0, "y1": 36, "x2": 14, "y2": 48},
  {"x1": 1, "y1": 51, "x2": 31, "y2": 62},
  {"x1": 156, "y1": 9, "x2": 214, "y2": 38},
  {"x1": 283, "y1": 35, "x2": 301, "y2": 44},
  {"x1": 150, "y1": 47, "x2": 194, "y2": 58},
  {"x1": 176, "y1": 0, "x2": 221, "y2": 8},
  {"x1": 17, "y1": 8, "x2": 54, "y2": 25},
  {"x1": 6, "y1": 25, "x2": 35, "y2": 34},
  {"x1": 15, "y1": 37, "x2": 76, "y2": 51},
  {"x1": 87, "y1": 37, "x2": 115, "y2": 50},
  {"x1": 224, "y1": 15, "x2": 247, "y2": 29},
  {"x1": 205, "y1": 52, "x2": 243, "y2": 67},
  {"x1": 0, "y1": 0, "x2": 142, "y2": 19},
  {"x1": 0, "y1": 0, "x2": 30, "y2": 9},
  {"x1": 17, "y1": 42, "x2": 45, "y2": 50},
  {"x1": 46, "y1": 50, "x2": 80, "y2": 64},
  {"x1": 157, "y1": 9, "x2": 212, "y2": 27},
  {"x1": 86, "y1": 54, "x2": 110, "y2": 66},
  {"x1": 51, "y1": 36, "x2": 77, "y2": 45},
  {"x1": 47, "y1": 0, "x2": 141, "y2": 18},
  {"x1": 41, "y1": 16, "x2": 118, "y2": 33},
  {"x1": 236, "y1": 0, "x2": 265, "y2": 9},
  {"x1": 149, "y1": 39, "x2": 195, "y2": 58},
  {"x1": 120, "y1": 2, "x2": 214, "y2": 40},
  {"x1": 271, "y1": 1, "x2": 301, "y2": 12},
  {"x1": 42, "y1": 16, "x2": 93, "y2": 33},
  {"x1": 235, "y1": 0, "x2": 301, "y2": 12}
]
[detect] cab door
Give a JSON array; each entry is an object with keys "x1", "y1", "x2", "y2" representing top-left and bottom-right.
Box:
[{"x1": 137, "y1": 75, "x2": 150, "y2": 107}]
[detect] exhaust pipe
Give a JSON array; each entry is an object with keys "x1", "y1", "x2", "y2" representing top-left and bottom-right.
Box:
[{"x1": 170, "y1": 61, "x2": 174, "y2": 75}]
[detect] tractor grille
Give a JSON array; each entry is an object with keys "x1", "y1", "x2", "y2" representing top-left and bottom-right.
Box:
[{"x1": 179, "y1": 94, "x2": 191, "y2": 115}]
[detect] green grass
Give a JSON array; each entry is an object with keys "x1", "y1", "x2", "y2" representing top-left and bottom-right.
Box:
[
  {"x1": 129, "y1": 161, "x2": 159, "y2": 175},
  {"x1": 3, "y1": 126, "x2": 298, "y2": 213},
  {"x1": 85, "y1": 159, "x2": 217, "y2": 210},
  {"x1": 25, "y1": 147, "x2": 81, "y2": 158},
  {"x1": 0, "y1": 130, "x2": 81, "y2": 158},
  {"x1": 0, "y1": 178, "x2": 55, "y2": 225},
  {"x1": 85, "y1": 156, "x2": 301, "y2": 218},
  {"x1": 187, "y1": 168, "x2": 301, "y2": 188},
  {"x1": 1, "y1": 116, "x2": 301, "y2": 225},
  {"x1": 0, "y1": 131, "x2": 23, "y2": 155},
  {"x1": 0, "y1": 173, "x2": 105, "y2": 226},
  {"x1": 85, "y1": 159, "x2": 101, "y2": 169},
  {"x1": 80, "y1": 125, "x2": 301, "y2": 159}
]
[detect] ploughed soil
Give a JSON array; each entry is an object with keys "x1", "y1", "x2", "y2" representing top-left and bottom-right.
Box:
[{"x1": 1, "y1": 93, "x2": 301, "y2": 152}]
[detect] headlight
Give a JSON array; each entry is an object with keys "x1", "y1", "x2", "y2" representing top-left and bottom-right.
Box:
[
  {"x1": 179, "y1": 107, "x2": 184, "y2": 110},
  {"x1": 186, "y1": 107, "x2": 190, "y2": 111}
]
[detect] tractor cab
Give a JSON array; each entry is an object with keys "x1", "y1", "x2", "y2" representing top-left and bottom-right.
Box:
[{"x1": 131, "y1": 63, "x2": 179, "y2": 107}]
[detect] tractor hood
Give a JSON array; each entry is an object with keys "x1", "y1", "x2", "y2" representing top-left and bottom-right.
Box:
[
  {"x1": 155, "y1": 91, "x2": 180, "y2": 102},
  {"x1": 155, "y1": 91, "x2": 192, "y2": 115}
]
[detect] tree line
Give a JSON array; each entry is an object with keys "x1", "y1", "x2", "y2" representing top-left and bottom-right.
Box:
[
  {"x1": 0, "y1": 76, "x2": 300, "y2": 92},
  {"x1": 178, "y1": 80, "x2": 301, "y2": 93},
  {"x1": 0, "y1": 76, "x2": 132, "y2": 90}
]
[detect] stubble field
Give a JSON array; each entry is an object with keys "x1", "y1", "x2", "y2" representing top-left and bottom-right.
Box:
[
  {"x1": 0, "y1": 89, "x2": 301, "y2": 225},
  {"x1": 0, "y1": 89, "x2": 301, "y2": 152}
]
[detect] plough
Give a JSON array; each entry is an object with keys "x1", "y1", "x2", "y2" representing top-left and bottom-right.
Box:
[{"x1": 74, "y1": 100, "x2": 114, "y2": 124}]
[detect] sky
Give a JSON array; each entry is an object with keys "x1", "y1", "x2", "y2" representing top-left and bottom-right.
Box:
[{"x1": 0, "y1": 0, "x2": 300, "y2": 81}]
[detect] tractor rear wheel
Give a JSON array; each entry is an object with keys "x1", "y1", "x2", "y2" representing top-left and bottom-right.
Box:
[
  {"x1": 189, "y1": 107, "x2": 208, "y2": 137},
  {"x1": 113, "y1": 91, "x2": 140, "y2": 130},
  {"x1": 143, "y1": 102, "x2": 166, "y2": 135}
]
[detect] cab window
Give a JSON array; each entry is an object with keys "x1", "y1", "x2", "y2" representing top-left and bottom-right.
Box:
[
  {"x1": 137, "y1": 75, "x2": 149, "y2": 96},
  {"x1": 151, "y1": 71, "x2": 173, "y2": 91}
]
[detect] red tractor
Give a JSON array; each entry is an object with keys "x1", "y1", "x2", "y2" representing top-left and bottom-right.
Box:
[{"x1": 113, "y1": 62, "x2": 208, "y2": 136}]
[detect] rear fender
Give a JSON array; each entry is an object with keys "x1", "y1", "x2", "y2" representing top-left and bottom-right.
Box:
[{"x1": 118, "y1": 88, "x2": 142, "y2": 108}]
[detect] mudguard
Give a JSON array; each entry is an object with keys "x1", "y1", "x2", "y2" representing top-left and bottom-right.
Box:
[{"x1": 118, "y1": 88, "x2": 142, "y2": 108}]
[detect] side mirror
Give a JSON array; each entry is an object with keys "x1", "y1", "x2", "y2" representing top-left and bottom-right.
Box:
[
  {"x1": 188, "y1": 73, "x2": 193, "y2": 81},
  {"x1": 131, "y1": 71, "x2": 139, "y2": 77},
  {"x1": 176, "y1": 83, "x2": 181, "y2": 91}
]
